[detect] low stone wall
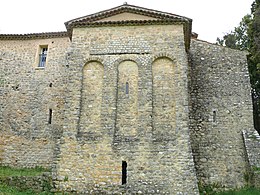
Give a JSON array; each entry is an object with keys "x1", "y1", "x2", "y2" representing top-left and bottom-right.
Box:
[
  {"x1": 243, "y1": 130, "x2": 260, "y2": 168},
  {"x1": 0, "y1": 173, "x2": 52, "y2": 193},
  {"x1": 253, "y1": 171, "x2": 260, "y2": 188},
  {"x1": 243, "y1": 130, "x2": 260, "y2": 187}
]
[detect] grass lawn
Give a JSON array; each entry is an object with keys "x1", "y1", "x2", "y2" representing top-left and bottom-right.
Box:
[
  {"x1": 0, "y1": 183, "x2": 47, "y2": 195},
  {"x1": 215, "y1": 187, "x2": 260, "y2": 195},
  {"x1": 0, "y1": 166, "x2": 50, "y2": 194},
  {"x1": 0, "y1": 166, "x2": 48, "y2": 177}
]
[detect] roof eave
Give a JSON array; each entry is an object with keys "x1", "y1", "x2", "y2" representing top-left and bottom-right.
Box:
[
  {"x1": 0, "y1": 32, "x2": 68, "y2": 40},
  {"x1": 64, "y1": 3, "x2": 192, "y2": 31}
]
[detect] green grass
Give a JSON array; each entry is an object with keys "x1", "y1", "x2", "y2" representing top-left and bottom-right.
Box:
[
  {"x1": 0, "y1": 183, "x2": 51, "y2": 195},
  {"x1": 252, "y1": 166, "x2": 260, "y2": 171},
  {"x1": 198, "y1": 181, "x2": 260, "y2": 195},
  {"x1": 0, "y1": 166, "x2": 49, "y2": 177},
  {"x1": 216, "y1": 187, "x2": 260, "y2": 195},
  {"x1": 0, "y1": 166, "x2": 52, "y2": 194},
  {"x1": 199, "y1": 186, "x2": 260, "y2": 195}
]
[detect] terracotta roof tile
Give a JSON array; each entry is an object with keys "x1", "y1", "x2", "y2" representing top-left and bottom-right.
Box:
[
  {"x1": 0, "y1": 32, "x2": 68, "y2": 40},
  {"x1": 65, "y1": 3, "x2": 191, "y2": 28},
  {"x1": 64, "y1": 4, "x2": 192, "y2": 49}
]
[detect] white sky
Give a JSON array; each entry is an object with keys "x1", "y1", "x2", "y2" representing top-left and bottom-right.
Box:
[{"x1": 0, "y1": 0, "x2": 254, "y2": 43}]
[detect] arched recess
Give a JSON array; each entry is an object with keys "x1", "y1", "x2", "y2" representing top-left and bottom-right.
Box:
[
  {"x1": 152, "y1": 57, "x2": 176, "y2": 138},
  {"x1": 116, "y1": 60, "x2": 138, "y2": 137},
  {"x1": 79, "y1": 61, "x2": 104, "y2": 137}
]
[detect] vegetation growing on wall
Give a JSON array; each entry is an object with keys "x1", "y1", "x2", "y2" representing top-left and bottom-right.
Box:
[{"x1": 0, "y1": 166, "x2": 52, "y2": 194}]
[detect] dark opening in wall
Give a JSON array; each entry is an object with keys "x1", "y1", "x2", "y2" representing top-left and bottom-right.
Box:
[
  {"x1": 122, "y1": 161, "x2": 127, "y2": 185},
  {"x1": 12, "y1": 84, "x2": 19, "y2": 91},
  {"x1": 48, "y1": 109, "x2": 53, "y2": 124},
  {"x1": 49, "y1": 83, "x2": 52, "y2": 87},
  {"x1": 213, "y1": 110, "x2": 216, "y2": 122},
  {"x1": 126, "y1": 82, "x2": 129, "y2": 95}
]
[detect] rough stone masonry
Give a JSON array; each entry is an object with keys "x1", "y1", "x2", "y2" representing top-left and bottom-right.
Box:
[{"x1": 0, "y1": 3, "x2": 259, "y2": 194}]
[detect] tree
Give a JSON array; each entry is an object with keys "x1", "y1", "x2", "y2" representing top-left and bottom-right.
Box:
[
  {"x1": 216, "y1": 1, "x2": 260, "y2": 133},
  {"x1": 216, "y1": 14, "x2": 252, "y2": 51},
  {"x1": 248, "y1": 0, "x2": 260, "y2": 132}
]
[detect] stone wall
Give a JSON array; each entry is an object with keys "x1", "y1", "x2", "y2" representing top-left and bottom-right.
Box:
[
  {"x1": 189, "y1": 39, "x2": 254, "y2": 188},
  {"x1": 243, "y1": 130, "x2": 260, "y2": 188},
  {"x1": 243, "y1": 130, "x2": 260, "y2": 168},
  {"x1": 0, "y1": 22, "x2": 258, "y2": 194},
  {"x1": 79, "y1": 61, "x2": 104, "y2": 138},
  {"x1": 0, "y1": 37, "x2": 70, "y2": 168},
  {"x1": 53, "y1": 24, "x2": 199, "y2": 194},
  {"x1": 116, "y1": 60, "x2": 139, "y2": 138}
]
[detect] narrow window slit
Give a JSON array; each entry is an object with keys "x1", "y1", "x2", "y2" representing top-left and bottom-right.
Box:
[
  {"x1": 122, "y1": 161, "x2": 127, "y2": 185},
  {"x1": 126, "y1": 82, "x2": 129, "y2": 95},
  {"x1": 48, "y1": 109, "x2": 53, "y2": 124},
  {"x1": 213, "y1": 110, "x2": 216, "y2": 122}
]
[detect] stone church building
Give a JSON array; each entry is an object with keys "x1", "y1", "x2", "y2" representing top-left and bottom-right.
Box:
[{"x1": 0, "y1": 3, "x2": 259, "y2": 194}]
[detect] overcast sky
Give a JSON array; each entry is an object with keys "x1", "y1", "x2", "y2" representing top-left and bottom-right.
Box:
[{"x1": 0, "y1": 0, "x2": 254, "y2": 43}]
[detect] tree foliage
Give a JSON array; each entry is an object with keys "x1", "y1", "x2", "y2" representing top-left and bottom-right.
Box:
[
  {"x1": 248, "y1": 0, "x2": 260, "y2": 132},
  {"x1": 216, "y1": 0, "x2": 260, "y2": 132},
  {"x1": 216, "y1": 14, "x2": 252, "y2": 50}
]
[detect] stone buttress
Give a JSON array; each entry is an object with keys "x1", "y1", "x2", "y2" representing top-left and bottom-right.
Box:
[{"x1": 53, "y1": 4, "x2": 199, "y2": 194}]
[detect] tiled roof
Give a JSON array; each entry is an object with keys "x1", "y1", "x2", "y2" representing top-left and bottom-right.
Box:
[
  {"x1": 0, "y1": 4, "x2": 192, "y2": 49},
  {"x1": 0, "y1": 32, "x2": 68, "y2": 40},
  {"x1": 65, "y1": 3, "x2": 192, "y2": 49},
  {"x1": 65, "y1": 3, "x2": 191, "y2": 27}
]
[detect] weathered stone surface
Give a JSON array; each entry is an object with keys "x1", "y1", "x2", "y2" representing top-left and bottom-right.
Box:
[
  {"x1": 243, "y1": 130, "x2": 260, "y2": 168},
  {"x1": 53, "y1": 24, "x2": 198, "y2": 194},
  {"x1": 0, "y1": 4, "x2": 259, "y2": 194},
  {"x1": 189, "y1": 39, "x2": 255, "y2": 188},
  {"x1": 0, "y1": 37, "x2": 70, "y2": 168}
]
